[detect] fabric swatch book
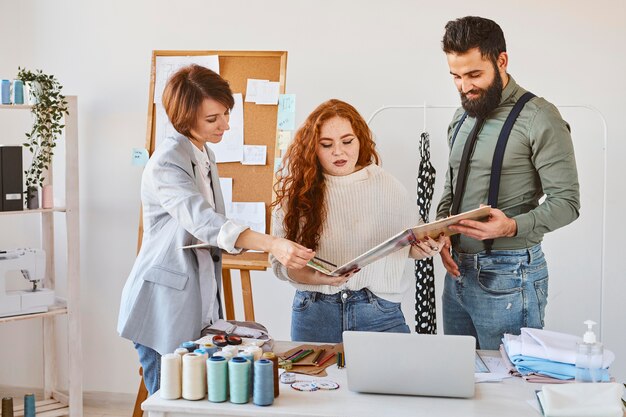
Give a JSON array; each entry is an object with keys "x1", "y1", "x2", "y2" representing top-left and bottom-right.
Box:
[{"x1": 308, "y1": 206, "x2": 491, "y2": 276}]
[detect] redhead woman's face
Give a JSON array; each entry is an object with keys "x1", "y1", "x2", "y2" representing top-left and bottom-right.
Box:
[
  {"x1": 188, "y1": 98, "x2": 230, "y2": 149},
  {"x1": 316, "y1": 116, "x2": 360, "y2": 176}
]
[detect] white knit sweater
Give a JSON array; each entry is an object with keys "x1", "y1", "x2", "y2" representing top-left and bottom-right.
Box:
[{"x1": 271, "y1": 164, "x2": 418, "y2": 302}]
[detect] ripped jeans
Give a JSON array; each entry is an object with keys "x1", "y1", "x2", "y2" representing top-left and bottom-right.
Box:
[{"x1": 442, "y1": 244, "x2": 548, "y2": 350}]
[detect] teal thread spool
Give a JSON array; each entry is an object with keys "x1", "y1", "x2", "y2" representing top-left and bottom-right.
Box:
[
  {"x1": 228, "y1": 357, "x2": 250, "y2": 404},
  {"x1": 207, "y1": 356, "x2": 228, "y2": 402},
  {"x1": 239, "y1": 352, "x2": 254, "y2": 398},
  {"x1": 1, "y1": 80, "x2": 10, "y2": 104},
  {"x1": 23, "y1": 394, "x2": 35, "y2": 417},
  {"x1": 2, "y1": 397, "x2": 14, "y2": 417},
  {"x1": 253, "y1": 359, "x2": 274, "y2": 406}
]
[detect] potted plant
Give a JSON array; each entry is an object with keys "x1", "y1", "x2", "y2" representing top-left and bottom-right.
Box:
[{"x1": 17, "y1": 68, "x2": 68, "y2": 209}]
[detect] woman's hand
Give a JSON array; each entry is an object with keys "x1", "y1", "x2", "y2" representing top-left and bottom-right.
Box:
[
  {"x1": 409, "y1": 235, "x2": 445, "y2": 259},
  {"x1": 287, "y1": 267, "x2": 358, "y2": 286},
  {"x1": 269, "y1": 237, "x2": 315, "y2": 269}
]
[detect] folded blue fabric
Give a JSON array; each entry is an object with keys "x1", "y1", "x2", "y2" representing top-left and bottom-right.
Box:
[{"x1": 509, "y1": 355, "x2": 610, "y2": 381}]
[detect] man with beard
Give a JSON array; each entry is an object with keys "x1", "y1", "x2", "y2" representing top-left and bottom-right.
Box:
[{"x1": 436, "y1": 16, "x2": 580, "y2": 350}]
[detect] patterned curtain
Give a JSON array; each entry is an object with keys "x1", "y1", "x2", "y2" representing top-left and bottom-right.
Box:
[{"x1": 414, "y1": 132, "x2": 437, "y2": 334}]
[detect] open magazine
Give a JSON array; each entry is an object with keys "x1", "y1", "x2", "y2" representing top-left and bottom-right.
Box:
[{"x1": 307, "y1": 206, "x2": 491, "y2": 276}]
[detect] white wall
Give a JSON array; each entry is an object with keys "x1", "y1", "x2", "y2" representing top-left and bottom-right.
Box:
[{"x1": 0, "y1": 0, "x2": 624, "y2": 394}]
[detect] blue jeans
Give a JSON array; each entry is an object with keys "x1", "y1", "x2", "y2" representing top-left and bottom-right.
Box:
[
  {"x1": 291, "y1": 288, "x2": 410, "y2": 343},
  {"x1": 134, "y1": 343, "x2": 161, "y2": 396},
  {"x1": 442, "y1": 244, "x2": 548, "y2": 350}
]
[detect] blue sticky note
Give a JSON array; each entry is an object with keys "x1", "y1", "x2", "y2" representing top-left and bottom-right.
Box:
[
  {"x1": 277, "y1": 94, "x2": 296, "y2": 131},
  {"x1": 132, "y1": 148, "x2": 150, "y2": 166}
]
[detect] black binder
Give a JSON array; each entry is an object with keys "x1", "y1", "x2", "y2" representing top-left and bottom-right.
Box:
[{"x1": 0, "y1": 146, "x2": 23, "y2": 211}]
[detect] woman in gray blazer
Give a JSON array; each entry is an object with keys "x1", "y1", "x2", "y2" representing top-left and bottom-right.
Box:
[{"x1": 118, "y1": 65, "x2": 314, "y2": 395}]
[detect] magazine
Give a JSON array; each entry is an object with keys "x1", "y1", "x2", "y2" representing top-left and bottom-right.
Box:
[{"x1": 307, "y1": 206, "x2": 491, "y2": 276}]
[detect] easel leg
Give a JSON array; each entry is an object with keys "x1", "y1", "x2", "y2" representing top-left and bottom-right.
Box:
[
  {"x1": 222, "y1": 268, "x2": 235, "y2": 320},
  {"x1": 240, "y1": 270, "x2": 255, "y2": 322}
]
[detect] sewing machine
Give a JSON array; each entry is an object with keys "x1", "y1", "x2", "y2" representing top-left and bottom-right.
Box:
[{"x1": 0, "y1": 248, "x2": 55, "y2": 317}]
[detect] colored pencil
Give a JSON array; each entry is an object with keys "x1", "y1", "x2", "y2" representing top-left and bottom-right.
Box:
[
  {"x1": 292, "y1": 349, "x2": 314, "y2": 363},
  {"x1": 312, "y1": 349, "x2": 325, "y2": 364},
  {"x1": 313, "y1": 256, "x2": 337, "y2": 267},
  {"x1": 316, "y1": 352, "x2": 336, "y2": 367},
  {"x1": 285, "y1": 349, "x2": 303, "y2": 361}
]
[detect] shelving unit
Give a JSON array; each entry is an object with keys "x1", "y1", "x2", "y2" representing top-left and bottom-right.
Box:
[{"x1": 0, "y1": 96, "x2": 82, "y2": 417}]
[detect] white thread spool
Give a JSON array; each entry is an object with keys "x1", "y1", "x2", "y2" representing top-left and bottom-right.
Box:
[
  {"x1": 213, "y1": 351, "x2": 234, "y2": 361},
  {"x1": 160, "y1": 354, "x2": 181, "y2": 399},
  {"x1": 182, "y1": 353, "x2": 205, "y2": 400},
  {"x1": 245, "y1": 346, "x2": 263, "y2": 361},
  {"x1": 222, "y1": 345, "x2": 239, "y2": 357}
]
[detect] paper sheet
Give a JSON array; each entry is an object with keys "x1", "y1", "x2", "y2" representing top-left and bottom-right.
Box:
[
  {"x1": 277, "y1": 130, "x2": 292, "y2": 150},
  {"x1": 229, "y1": 202, "x2": 265, "y2": 234},
  {"x1": 255, "y1": 81, "x2": 280, "y2": 105},
  {"x1": 277, "y1": 94, "x2": 296, "y2": 130},
  {"x1": 245, "y1": 79, "x2": 269, "y2": 103},
  {"x1": 207, "y1": 93, "x2": 244, "y2": 162},
  {"x1": 242, "y1": 145, "x2": 267, "y2": 165},
  {"x1": 154, "y1": 104, "x2": 180, "y2": 148},
  {"x1": 154, "y1": 55, "x2": 219, "y2": 104},
  {"x1": 219, "y1": 178, "x2": 233, "y2": 217}
]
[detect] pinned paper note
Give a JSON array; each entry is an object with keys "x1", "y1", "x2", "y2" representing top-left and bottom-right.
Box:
[
  {"x1": 219, "y1": 178, "x2": 233, "y2": 216},
  {"x1": 274, "y1": 158, "x2": 283, "y2": 173},
  {"x1": 132, "y1": 148, "x2": 150, "y2": 166},
  {"x1": 242, "y1": 145, "x2": 267, "y2": 165},
  {"x1": 245, "y1": 79, "x2": 268, "y2": 103},
  {"x1": 207, "y1": 93, "x2": 244, "y2": 162},
  {"x1": 277, "y1": 94, "x2": 296, "y2": 130},
  {"x1": 277, "y1": 130, "x2": 292, "y2": 150},
  {"x1": 230, "y1": 202, "x2": 266, "y2": 234},
  {"x1": 256, "y1": 82, "x2": 280, "y2": 105}
]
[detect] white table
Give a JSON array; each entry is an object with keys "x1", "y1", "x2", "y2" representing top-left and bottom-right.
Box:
[{"x1": 142, "y1": 343, "x2": 543, "y2": 417}]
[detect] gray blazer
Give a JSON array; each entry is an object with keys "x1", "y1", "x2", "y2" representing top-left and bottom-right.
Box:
[{"x1": 118, "y1": 135, "x2": 228, "y2": 354}]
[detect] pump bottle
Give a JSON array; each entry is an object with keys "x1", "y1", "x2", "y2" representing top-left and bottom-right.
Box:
[{"x1": 575, "y1": 320, "x2": 604, "y2": 383}]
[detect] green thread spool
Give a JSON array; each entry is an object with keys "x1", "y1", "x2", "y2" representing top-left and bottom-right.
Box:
[
  {"x1": 228, "y1": 357, "x2": 250, "y2": 404},
  {"x1": 207, "y1": 356, "x2": 228, "y2": 402}
]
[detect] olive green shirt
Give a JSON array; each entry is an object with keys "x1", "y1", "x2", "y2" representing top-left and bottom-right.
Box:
[{"x1": 436, "y1": 76, "x2": 580, "y2": 254}]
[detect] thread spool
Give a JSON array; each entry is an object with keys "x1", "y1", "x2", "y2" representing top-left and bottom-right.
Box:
[
  {"x1": 174, "y1": 347, "x2": 188, "y2": 360},
  {"x1": 245, "y1": 345, "x2": 263, "y2": 361},
  {"x1": 23, "y1": 394, "x2": 35, "y2": 417},
  {"x1": 42, "y1": 184, "x2": 53, "y2": 209},
  {"x1": 262, "y1": 352, "x2": 280, "y2": 397},
  {"x1": 2, "y1": 397, "x2": 13, "y2": 417},
  {"x1": 182, "y1": 353, "x2": 205, "y2": 400},
  {"x1": 239, "y1": 352, "x2": 254, "y2": 398},
  {"x1": 222, "y1": 345, "x2": 239, "y2": 357},
  {"x1": 253, "y1": 359, "x2": 274, "y2": 406},
  {"x1": 181, "y1": 341, "x2": 198, "y2": 353},
  {"x1": 213, "y1": 350, "x2": 233, "y2": 361},
  {"x1": 202, "y1": 343, "x2": 218, "y2": 357},
  {"x1": 160, "y1": 354, "x2": 181, "y2": 399},
  {"x1": 228, "y1": 357, "x2": 250, "y2": 404},
  {"x1": 1, "y1": 80, "x2": 11, "y2": 104},
  {"x1": 207, "y1": 356, "x2": 228, "y2": 402},
  {"x1": 11, "y1": 80, "x2": 23, "y2": 105},
  {"x1": 194, "y1": 349, "x2": 209, "y2": 394}
]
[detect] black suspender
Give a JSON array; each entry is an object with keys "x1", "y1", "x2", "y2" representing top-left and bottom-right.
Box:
[{"x1": 449, "y1": 91, "x2": 536, "y2": 252}]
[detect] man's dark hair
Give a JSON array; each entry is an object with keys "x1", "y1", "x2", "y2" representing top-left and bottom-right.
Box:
[{"x1": 442, "y1": 16, "x2": 506, "y2": 63}]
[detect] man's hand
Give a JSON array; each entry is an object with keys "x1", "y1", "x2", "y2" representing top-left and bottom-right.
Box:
[
  {"x1": 439, "y1": 235, "x2": 460, "y2": 277},
  {"x1": 448, "y1": 207, "x2": 517, "y2": 241}
]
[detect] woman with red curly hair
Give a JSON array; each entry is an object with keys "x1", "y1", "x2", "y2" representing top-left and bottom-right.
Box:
[{"x1": 271, "y1": 99, "x2": 444, "y2": 343}]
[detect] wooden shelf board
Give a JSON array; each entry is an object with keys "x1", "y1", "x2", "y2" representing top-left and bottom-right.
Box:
[
  {"x1": 0, "y1": 208, "x2": 66, "y2": 216},
  {"x1": 0, "y1": 304, "x2": 68, "y2": 324},
  {"x1": 0, "y1": 104, "x2": 33, "y2": 110},
  {"x1": 14, "y1": 399, "x2": 68, "y2": 417}
]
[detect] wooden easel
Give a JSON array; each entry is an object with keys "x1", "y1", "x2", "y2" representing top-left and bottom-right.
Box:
[{"x1": 139, "y1": 50, "x2": 288, "y2": 320}]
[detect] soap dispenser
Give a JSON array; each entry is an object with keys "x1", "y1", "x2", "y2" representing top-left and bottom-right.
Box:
[{"x1": 575, "y1": 320, "x2": 604, "y2": 382}]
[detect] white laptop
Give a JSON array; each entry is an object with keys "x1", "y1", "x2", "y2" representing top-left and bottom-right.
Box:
[{"x1": 342, "y1": 331, "x2": 476, "y2": 398}]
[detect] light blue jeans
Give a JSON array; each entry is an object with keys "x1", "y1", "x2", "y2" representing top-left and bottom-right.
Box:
[
  {"x1": 442, "y1": 244, "x2": 548, "y2": 350},
  {"x1": 134, "y1": 343, "x2": 161, "y2": 396},
  {"x1": 291, "y1": 288, "x2": 410, "y2": 343}
]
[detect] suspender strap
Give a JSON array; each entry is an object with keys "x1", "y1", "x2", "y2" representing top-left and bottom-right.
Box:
[
  {"x1": 484, "y1": 91, "x2": 536, "y2": 252},
  {"x1": 448, "y1": 112, "x2": 468, "y2": 206}
]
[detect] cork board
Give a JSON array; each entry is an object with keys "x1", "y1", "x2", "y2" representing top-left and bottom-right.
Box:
[{"x1": 141, "y1": 50, "x2": 288, "y2": 269}]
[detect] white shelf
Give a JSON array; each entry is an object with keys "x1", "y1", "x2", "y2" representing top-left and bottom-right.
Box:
[
  {"x1": 0, "y1": 104, "x2": 33, "y2": 110},
  {"x1": 0, "y1": 302, "x2": 68, "y2": 324},
  {"x1": 13, "y1": 398, "x2": 69, "y2": 417},
  {"x1": 0, "y1": 207, "x2": 67, "y2": 216}
]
